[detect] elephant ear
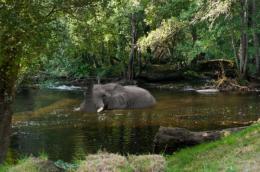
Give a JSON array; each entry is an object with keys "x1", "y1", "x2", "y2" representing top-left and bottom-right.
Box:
[
  {"x1": 102, "y1": 83, "x2": 127, "y2": 109},
  {"x1": 104, "y1": 91, "x2": 127, "y2": 109},
  {"x1": 110, "y1": 92, "x2": 127, "y2": 108},
  {"x1": 112, "y1": 84, "x2": 125, "y2": 93}
]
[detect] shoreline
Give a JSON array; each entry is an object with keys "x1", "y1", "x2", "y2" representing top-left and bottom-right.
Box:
[{"x1": 2, "y1": 119, "x2": 259, "y2": 172}]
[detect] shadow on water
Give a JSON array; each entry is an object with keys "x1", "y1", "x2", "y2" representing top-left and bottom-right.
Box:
[{"x1": 8, "y1": 88, "x2": 260, "y2": 162}]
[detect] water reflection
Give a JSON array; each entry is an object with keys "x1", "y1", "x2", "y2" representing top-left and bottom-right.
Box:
[{"x1": 9, "y1": 88, "x2": 260, "y2": 162}]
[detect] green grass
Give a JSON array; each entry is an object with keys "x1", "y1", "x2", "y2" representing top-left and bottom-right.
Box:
[
  {"x1": 166, "y1": 122, "x2": 260, "y2": 172},
  {"x1": 0, "y1": 153, "x2": 166, "y2": 172},
  {"x1": 0, "y1": 157, "x2": 45, "y2": 172},
  {"x1": 0, "y1": 154, "x2": 57, "y2": 172},
  {"x1": 1, "y1": 122, "x2": 259, "y2": 172},
  {"x1": 76, "y1": 153, "x2": 166, "y2": 172}
]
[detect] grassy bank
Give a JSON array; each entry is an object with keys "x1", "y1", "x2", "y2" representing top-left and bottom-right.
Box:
[
  {"x1": 166, "y1": 121, "x2": 260, "y2": 172},
  {"x1": 1, "y1": 122, "x2": 259, "y2": 172}
]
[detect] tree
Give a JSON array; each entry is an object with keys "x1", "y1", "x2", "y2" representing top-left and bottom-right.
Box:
[
  {"x1": 0, "y1": 0, "x2": 59, "y2": 162},
  {"x1": 252, "y1": 0, "x2": 260, "y2": 74},
  {"x1": 128, "y1": 13, "x2": 137, "y2": 80},
  {"x1": 0, "y1": 0, "x2": 99, "y2": 163}
]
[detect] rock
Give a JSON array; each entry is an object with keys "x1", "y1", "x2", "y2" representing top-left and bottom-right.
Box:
[
  {"x1": 196, "y1": 89, "x2": 219, "y2": 94},
  {"x1": 183, "y1": 86, "x2": 196, "y2": 92}
]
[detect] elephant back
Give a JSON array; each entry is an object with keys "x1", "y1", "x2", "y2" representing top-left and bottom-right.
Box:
[{"x1": 124, "y1": 86, "x2": 156, "y2": 108}]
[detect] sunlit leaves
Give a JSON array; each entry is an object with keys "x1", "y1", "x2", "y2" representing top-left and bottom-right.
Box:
[
  {"x1": 193, "y1": 0, "x2": 236, "y2": 27},
  {"x1": 138, "y1": 18, "x2": 186, "y2": 52},
  {"x1": 144, "y1": 0, "x2": 191, "y2": 29}
]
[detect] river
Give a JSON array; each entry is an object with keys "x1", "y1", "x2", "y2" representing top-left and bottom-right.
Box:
[{"x1": 9, "y1": 87, "x2": 260, "y2": 162}]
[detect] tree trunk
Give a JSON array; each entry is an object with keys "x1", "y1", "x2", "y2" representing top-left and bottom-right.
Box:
[
  {"x1": 137, "y1": 46, "x2": 142, "y2": 76},
  {"x1": 231, "y1": 35, "x2": 240, "y2": 70},
  {"x1": 128, "y1": 13, "x2": 137, "y2": 81},
  {"x1": 0, "y1": 70, "x2": 17, "y2": 163},
  {"x1": 0, "y1": 34, "x2": 20, "y2": 163},
  {"x1": 153, "y1": 126, "x2": 247, "y2": 153},
  {"x1": 0, "y1": 100, "x2": 12, "y2": 163},
  {"x1": 190, "y1": 26, "x2": 197, "y2": 46},
  {"x1": 238, "y1": 0, "x2": 249, "y2": 79},
  {"x1": 252, "y1": 0, "x2": 260, "y2": 74}
]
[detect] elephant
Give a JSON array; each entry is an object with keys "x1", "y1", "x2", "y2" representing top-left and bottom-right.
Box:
[{"x1": 80, "y1": 83, "x2": 156, "y2": 112}]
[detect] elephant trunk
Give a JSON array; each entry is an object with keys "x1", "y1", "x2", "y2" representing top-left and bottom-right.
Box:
[{"x1": 79, "y1": 81, "x2": 96, "y2": 112}]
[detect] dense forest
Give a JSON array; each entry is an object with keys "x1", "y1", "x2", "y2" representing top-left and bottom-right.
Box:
[
  {"x1": 2, "y1": 0, "x2": 260, "y2": 82},
  {"x1": 1, "y1": 0, "x2": 260, "y2": 166}
]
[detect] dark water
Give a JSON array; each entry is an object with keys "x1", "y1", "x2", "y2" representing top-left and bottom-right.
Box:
[{"x1": 9, "y1": 88, "x2": 260, "y2": 162}]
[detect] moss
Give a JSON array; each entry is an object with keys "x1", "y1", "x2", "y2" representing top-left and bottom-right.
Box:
[
  {"x1": 183, "y1": 70, "x2": 203, "y2": 79},
  {"x1": 237, "y1": 78, "x2": 249, "y2": 86}
]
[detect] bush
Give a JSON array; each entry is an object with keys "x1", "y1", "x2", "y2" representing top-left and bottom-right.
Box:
[{"x1": 76, "y1": 153, "x2": 128, "y2": 172}]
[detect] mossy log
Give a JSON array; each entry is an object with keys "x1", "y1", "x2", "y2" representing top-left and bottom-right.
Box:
[
  {"x1": 153, "y1": 126, "x2": 246, "y2": 152},
  {"x1": 197, "y1": 59, "x2": 236, "y2": 78}
]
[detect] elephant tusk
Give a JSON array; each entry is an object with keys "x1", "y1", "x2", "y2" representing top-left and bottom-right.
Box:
[
  {"x1": 73, "y1": 107, "x2": 80, "y2": 111},
  {"x1": 97, "y1": 106, "x2": 104, "y2": 113}
]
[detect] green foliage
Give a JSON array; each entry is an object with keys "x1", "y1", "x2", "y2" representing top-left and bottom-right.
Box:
[
  {"x1": 2, "y1": 0, "x2": 260, "y2": 84},
  {"x1": 193, "y1": 0, "x2": 235, "y2": 26},
  {"x1": 0, "y1": 157, "x2": 48, "y2": 172},
  {"x1": 138, "y1": 17, "x2": 186, "y2": 52}
]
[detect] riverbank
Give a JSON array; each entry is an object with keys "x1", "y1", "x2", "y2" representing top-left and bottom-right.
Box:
[
  {"x1": 1, "y1": 120, "x2": 259, "y2": 172},
  {"x1": 18, "y1": 74, "x2": 260, "y2": 93},
  {"x1": 19, "y1": 64, "x2": 260, "y2": 92},
  {"x1": 166, "y1": 119, "x2": 260, "y2": 172}
]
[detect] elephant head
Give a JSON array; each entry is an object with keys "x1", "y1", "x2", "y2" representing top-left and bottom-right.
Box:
[
  {"x1": 92, "y1": 83, "x2": 126, "y2": 112},
  {"x1": 92, "y1": 84, "x2": 108, "y2": 112}
]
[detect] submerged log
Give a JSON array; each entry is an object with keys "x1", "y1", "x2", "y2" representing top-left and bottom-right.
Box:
[{"x1": 153, "y1": 126, "x2": 246, "y2": 153}]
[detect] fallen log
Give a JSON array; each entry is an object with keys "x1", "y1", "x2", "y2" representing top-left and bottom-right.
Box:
[{"x1": 153, "y1": 126, "x2": 246, "y2": 153}]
